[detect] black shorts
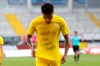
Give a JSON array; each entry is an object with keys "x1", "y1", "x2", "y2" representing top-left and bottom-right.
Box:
[{"x1": 73, "y1": 46, "x2": 79, "y2": 52}]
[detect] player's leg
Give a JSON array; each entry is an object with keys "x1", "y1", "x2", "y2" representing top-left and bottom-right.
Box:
[
  {"x1": 49, "y1": 60, "x2": 60, "y2": 66},
  {"x1": 49, "y1": 61, "x2": 61, "y2": 66},
  {"x1": 73, "y1": 46, "x2": 80, "y2": 63},
  {"x1": 75, "y1": 51, "x2": 79, "y2": 62},
  {"x1": 36, "y1": 57, "x2": 60, "y2": 66},
  {"x1": 73, "y1": 46, "x2": 77, "y2": 62},
  {"x1": 76, "y1": 46, "x2": 80, "y2": 62},
  {"x1": 74, "y1": 52, "x2": 77, "y2": 62},
  {"x1": 36, "y1": 57, "x2": 49, "y2": 66}
]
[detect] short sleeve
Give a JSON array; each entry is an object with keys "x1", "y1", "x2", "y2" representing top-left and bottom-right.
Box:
[
  {"x1": 78, "y1": 36, "x2": 82, "y2": 39},
  {"x1": 27, "y1": 20, "x2": 36, "y2": 35},
  {"x1": 60, "y1": 18, "x2": 70, "y2": 35}
]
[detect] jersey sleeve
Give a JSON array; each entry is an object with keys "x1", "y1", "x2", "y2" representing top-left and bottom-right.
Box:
[
  {"x1": 0, "y1": 37, "x2": 4, "y2": 44},
  {"x1": 60, "y1": 18, "x2": 70, "y2": 35},
  {"x1": 27, "y1": 19, "x2": 36, "y2": 35}
]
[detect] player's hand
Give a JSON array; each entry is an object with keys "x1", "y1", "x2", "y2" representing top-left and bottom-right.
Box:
[
  {"x1": 31, "y1": 49, "x2": 35, "y2": 58},
  {"x1": 61, "y1": 55, "x2": 66, "y2": 64}
]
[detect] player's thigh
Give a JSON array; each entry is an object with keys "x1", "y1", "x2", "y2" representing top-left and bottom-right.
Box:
[
  {"x1": 36, "y1": 57, "x2": 48, "y2": 66},
  {"x1": 76, "y1": 46, "x2": 79, "y2": 52},
  {"x1": 36, "y1": 57, "x2": 60, "y2": 66},
  {"x1": 36, "y1": 62, "x2": 48, "y2": 66},
  {"x1": 50, "y1": 61, "x2": 60, "y2": 66}
]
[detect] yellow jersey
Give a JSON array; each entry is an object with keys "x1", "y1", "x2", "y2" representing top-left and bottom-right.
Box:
[
  {"x1": 0, "y1": 36, "x2": 3, "y2": 57},
  {"x1": 0, "y1": 36, "x2": 3, "y2": 44},
  {"x1": 27, "y1": 15, "x2": 70, "y2": 61}
]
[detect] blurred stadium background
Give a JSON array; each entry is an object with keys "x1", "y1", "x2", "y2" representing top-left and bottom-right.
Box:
[{"x1": 0, "y1": 0, "x2": 100, "y2": 66}]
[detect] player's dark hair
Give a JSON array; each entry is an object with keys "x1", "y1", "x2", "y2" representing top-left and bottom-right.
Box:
[
  {"x1": 74, "y1": 31, "x2": 78, "y2": 34},
  {"x1": 41, "y1": 3, "x2": 54, "y2": 15}
]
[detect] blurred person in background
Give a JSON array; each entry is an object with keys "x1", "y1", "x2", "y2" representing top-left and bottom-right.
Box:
[
  {"x1": 70, "y1": 31, "x2": 83, "y2": 63},
  {"x1": 0, "y1": 35, "x2": 4, "y2": 66},
  {"x1": 26, "y1": 3, "x2": 70, "y2": 66}
]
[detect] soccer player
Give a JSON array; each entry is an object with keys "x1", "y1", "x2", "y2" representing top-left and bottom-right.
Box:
[
  {"x1": 71, "y1": 31, "x2": 82, "y2": 63},
  {"x1": 26, "y1": 3, "x2": 70, "y2": 66},
  {"x1": 0, "y1": 36, "x2": 4, "y2": 66}
]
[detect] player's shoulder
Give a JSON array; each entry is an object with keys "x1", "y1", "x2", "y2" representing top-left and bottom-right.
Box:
[
  {"x1": 71, "y1": 36, "x2": 74, "y2": 38},
  {"x1": 72, "y1": 36, "x2": 77, "y2": 39},
  {"x1": 53, "y1": 15, "x2": 64, "y2": 20},
  {"x1": 31, "y1": 15, "x2": 43, "y2": 23},
  {"x1": 78, "y1": 35, "x2": 81, "y2": 38},
  {"x1": 53, "y1": 15, "x2": 65, "y2": 23}
]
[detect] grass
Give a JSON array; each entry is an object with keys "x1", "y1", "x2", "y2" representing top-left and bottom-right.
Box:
[{"x1": 2, "y1": 54, "x2": 100, "y2": 66}]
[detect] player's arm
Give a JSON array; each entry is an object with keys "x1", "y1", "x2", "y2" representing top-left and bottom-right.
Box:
[
  {"x1": 0, "y1": 44, "x2": 3, "y2": 56},
  {"x1": 61, "y1": 35, "x2": 70, "y2": 64},
  {"x1": 27, "y1": 35, "x2": 36, "y2": 58},
  {"x1": 26, "y1": 19, "x2": 36, "y2": 49},
  {"x1": 26, "y1": 34, "x2": 35, "y2": 58},
  {"x1": 26, "y1": 34, "x2": 33, "y2": 49},
  {"x1": 26, "y1": 19, "x2": 36, "y2": 58},
  {"x1": 69, "y1": 37, "x2": 73, "y2": 47},
  {"x1": 60, "y1": 17, "x2": 70, "y2": 64},
  {"x1": 79, "y1": 36, "x2": 84, "y2": 42},
  {"x1": 63, "y1": 35, "x2": 70, "y2": 56}
]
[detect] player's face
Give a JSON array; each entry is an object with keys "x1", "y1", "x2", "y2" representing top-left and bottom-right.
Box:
[
  {"x1": 74, "y1": 32, "x2": 78, "y2": 36},
  {"x1": 43, "y1": 13, "x2": 53, "y2": 24}
]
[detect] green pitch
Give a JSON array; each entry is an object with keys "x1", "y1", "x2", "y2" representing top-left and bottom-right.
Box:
[{"x1": 2, "y1": 54, "x2": 100, "y2": 66}]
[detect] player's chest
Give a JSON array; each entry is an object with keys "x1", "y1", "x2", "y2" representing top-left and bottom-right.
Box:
[
  {"x1": 36, "y1": 22, "x2": 60, "y2": 31},
  {"x1": 72, "y1": 37, "x2": 79, "y2": 41}
]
